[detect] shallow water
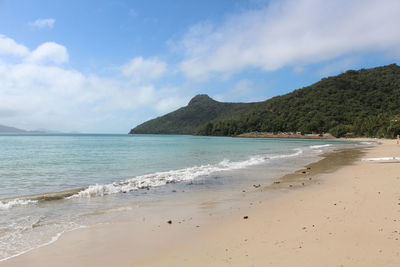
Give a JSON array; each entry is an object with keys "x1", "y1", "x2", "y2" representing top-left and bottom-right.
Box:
[{"x1": 0, "y1": 133, "x2": 363, "y2": 261}]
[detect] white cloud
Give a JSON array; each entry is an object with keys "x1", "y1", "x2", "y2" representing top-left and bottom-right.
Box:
[
  {"x1": 0, "y1": 34, "x2": 29, "y2": 57},
  {"x1": 121, "y1": 56, "x2": 167, "y2": 82},
  {"x1": 0, "y1": 59, "x2": 162, "y2": 132},
  {"x1": 0, "y1": 35, "x2": 68, "y2": 65},
  {"x1": 0, "y1": 35, "x2": 185, "y2": 133},
  {"x1": 29, "y1": 18, "x2": 56, "y2": 29},
  {"x1": 26, "y1": 42, "x2": 69, "y2": 65},
  {"x1": 177, "y1": 0, "x2": 400, "y2": 80}
]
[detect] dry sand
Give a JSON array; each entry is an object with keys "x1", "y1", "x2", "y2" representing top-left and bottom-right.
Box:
[{"x1": 2, "y1": 139, "x2": 400, "y2": 267}]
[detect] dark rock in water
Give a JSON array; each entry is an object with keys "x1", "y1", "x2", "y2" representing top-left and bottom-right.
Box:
[
  {"x1": 274, "y1": 181, "x2": 281, "y2": 184},
  {"x1": 301, "y1": 171, "x2": 307, "y2": 174},
  {"x1": 167, "y1": 220, "x2": 172, "y2": 224},
  {"x1": 253, "y1": 184, "x2": 261, "y2": 188},
  {"x1": 307, "y1": 167, "x2": 311, "y2": 170},
  {"x1": 243, "y1": 216, "x2": 249, "y2": 219}
]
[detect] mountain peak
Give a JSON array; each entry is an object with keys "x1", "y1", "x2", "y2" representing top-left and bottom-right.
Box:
[{"x1": 188, "y1": 94, "x2": 215, "y2": 106}]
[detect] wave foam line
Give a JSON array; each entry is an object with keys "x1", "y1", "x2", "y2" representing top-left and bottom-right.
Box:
[
  {"x1": 1, "y1": 149, "x2": 305, "y2": 206},
  {"x1": 360, "y1": 141, "x2": 377, "y2": 145},
  {"x1": 0, "y1": 225, "x2": 86, "y2": 263},
  {"x1": 309, "y1": 144, "x2": 332, "y2": 149},
  {"x1": 362, "y1": 157, "x2": 400, "y2": 161},
  {"x1": 270, "y1": 148, "x2": 303, "y2": 159},
  {"x1": 0, "y1": 199, "x2": 38, "y2": 211},
  {"x1": 0, "y1": 188, "x2": 85, "y2": 211},
  {"x1": 69, "y1": 149, "x2": 303, "y2": 199}
]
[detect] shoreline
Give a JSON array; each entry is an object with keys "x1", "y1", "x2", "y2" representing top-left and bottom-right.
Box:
[
  {"x1": 140, "y1": 139, "x2": 399, "y2": 267},
  {"x1": 266, "y1": 147, "x2": 366, "y2": 191},
  {"x1": 2, "y1": 139, "x2": 399, "y2": 266}
]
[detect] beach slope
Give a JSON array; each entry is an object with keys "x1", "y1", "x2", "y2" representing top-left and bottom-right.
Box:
[
  {"x1": 139, "y1": 139, "x2": 400, "y2": 267},
  {"x1": 2, "y1": 139, "x2": 399, "y2": 267}
]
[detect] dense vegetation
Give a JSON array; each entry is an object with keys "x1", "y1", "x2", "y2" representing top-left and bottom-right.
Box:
[
  {"x1": 130, "y1": 64, "x2": 400, "y2": 138},
  {"x1": 130, "y1": 95, "x2": 254, "y2": 134}
]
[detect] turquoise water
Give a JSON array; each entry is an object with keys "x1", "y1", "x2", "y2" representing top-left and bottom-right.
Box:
[
  {"x1": 0, "y1": 133, "x2": 350, "y2": 199},
  {"x1": 0, "y1": 134, "x2": 361, "y2": 261},
  {"x1": 0, "y1": 133, "x2": 273, "y2": 198}
]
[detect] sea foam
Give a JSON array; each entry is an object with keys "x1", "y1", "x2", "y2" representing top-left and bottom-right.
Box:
[
  {"x1": 0, "y1": 149, "x2": 305, "y2": 205},
  {"x1": 309, "y1": 144, "x2": 332, "y2": 149},
  {"x1": 0, "y1": 199, "x2": 38, "y2": 210},
  {"x1": 362, "y1": 157, "x2": 400, "y2": 162},
  {"x1": 68, "y1": 149, "x2": 303, "y2": 199}
]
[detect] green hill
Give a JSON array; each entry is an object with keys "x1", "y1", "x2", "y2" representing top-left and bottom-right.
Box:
[
  {"x1": 130, "y1": 64, "x2": 400, "y2": 138},
  {"x1": 130, "y1": 94, "x2": 254, "y2": 134}
]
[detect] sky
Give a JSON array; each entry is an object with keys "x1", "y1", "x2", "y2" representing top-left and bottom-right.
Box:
[{"x1": 0, "y1": 0, "x2": 399, "y2": 133}]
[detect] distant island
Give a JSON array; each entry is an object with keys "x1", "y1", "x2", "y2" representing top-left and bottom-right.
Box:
[
  {"x1": 130, "y1": 64, "x2": 400, "y2": 138},
  {"x1": 0, "y1": 124, "x2": 60, "y2": 134},
  {"x1": 0, "y1": 125, "x2": 28, "y2": 133}
]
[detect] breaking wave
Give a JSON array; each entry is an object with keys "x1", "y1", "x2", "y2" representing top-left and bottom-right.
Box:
[
  {"x1": 1, "y1": 149, "x2": 305, "y2": 206},
  {"x1": 0, "y1": 199, "x2": 38, "y2": 210},
  {"x1": 69, "y1": 148, "x2": 303, "y2": 198},
  {"x1": 309, "y1": 144, "x2": 332, "y2": 149}
]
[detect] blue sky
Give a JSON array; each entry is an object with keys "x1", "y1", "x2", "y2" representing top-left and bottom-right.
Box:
[{"x1": 0, "y1": 0, "x2": 399, "y2": 133}]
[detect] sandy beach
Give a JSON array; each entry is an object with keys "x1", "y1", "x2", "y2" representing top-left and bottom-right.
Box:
[{"x1": 2, "y1": 139, "x2": 400, "y2": 267}]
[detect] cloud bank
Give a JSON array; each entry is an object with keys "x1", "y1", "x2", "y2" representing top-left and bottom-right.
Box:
[
  {"x1": 0, "y1": 35, "x2": 186, "y2": 132},
  {"x1": 121, "y1": 56, "x2": 167, "y2": 82},
  {"x1": 177, "y1": 0, "x2": 400, "y2": 80},
  {"x1": 0, "y1": 35, "x2": 29, "y2": 57}
]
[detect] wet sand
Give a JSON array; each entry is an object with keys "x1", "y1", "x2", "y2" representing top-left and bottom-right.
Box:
[{"x1": 2, "y1": 139, "x2": 400, "y2": 267}]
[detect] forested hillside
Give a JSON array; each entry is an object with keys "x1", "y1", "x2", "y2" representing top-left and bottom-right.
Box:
[
  {"x1": 130, "y1": 95, "x2": 254, "y2": 134},
  {"x1": 130, "y1": 64, "x2": 400, "y2": 138}
]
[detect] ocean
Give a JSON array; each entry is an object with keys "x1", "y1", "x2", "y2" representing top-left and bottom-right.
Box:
[{"x1": 0, "y1": 133, "x2": 366, "y2": 261}]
